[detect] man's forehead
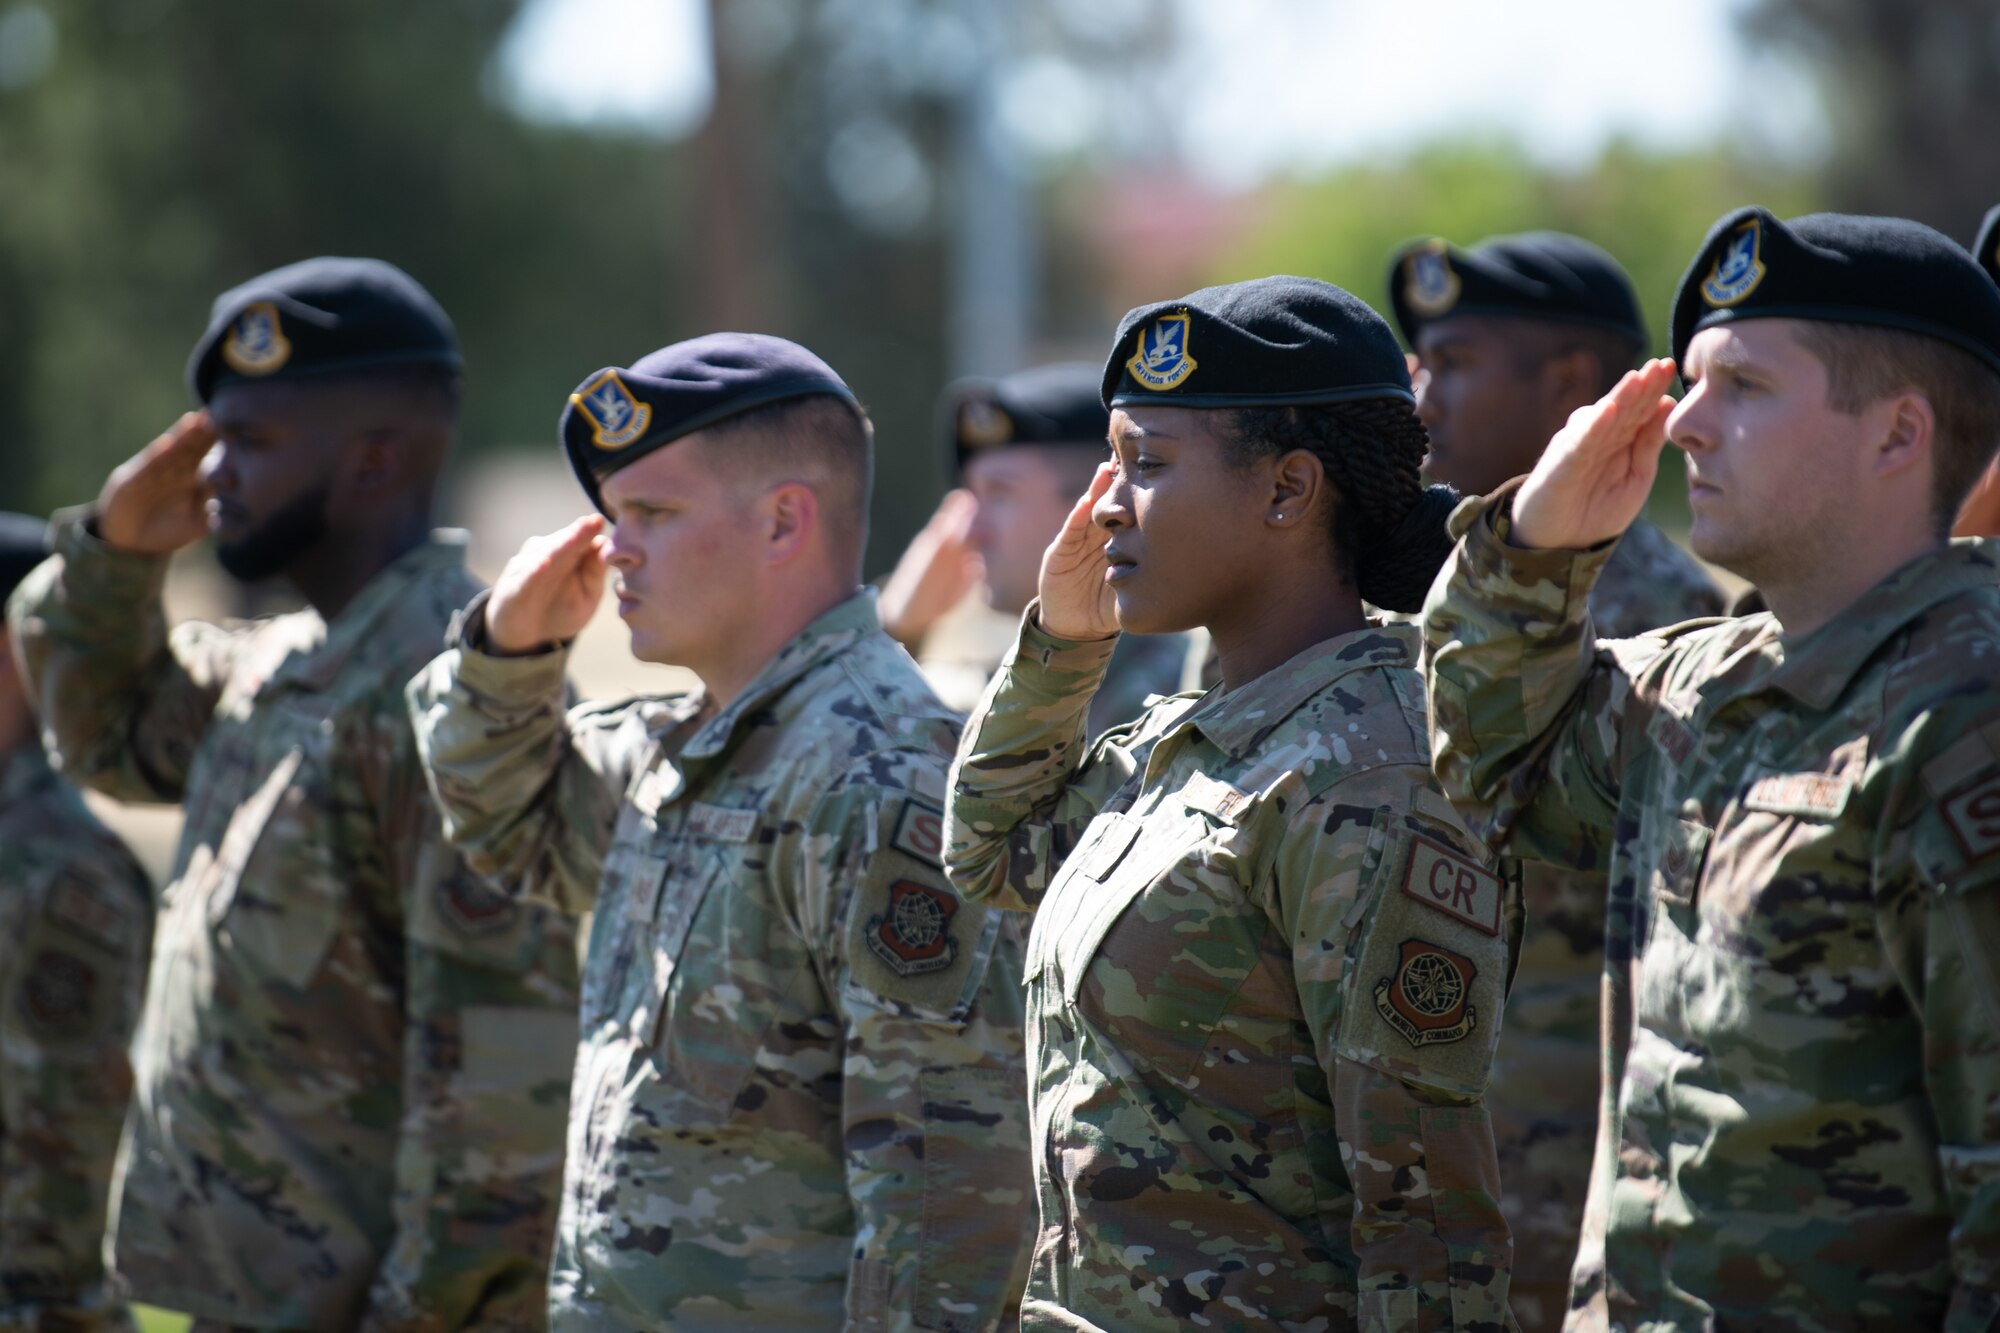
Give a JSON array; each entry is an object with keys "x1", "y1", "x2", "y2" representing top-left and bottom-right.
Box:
[
  {"x1": 965, "y1": 443, "x2": 1090, "y2": 485},
  {"x1": 601, "y1": 438, "x2": 718, "y2": 503},
  {"x1": 1684, "y1": 320, "x2": 1801, "y2": 371}
]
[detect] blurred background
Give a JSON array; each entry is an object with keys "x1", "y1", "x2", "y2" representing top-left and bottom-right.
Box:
[{"x1": 4, "y1": 0, "x2": 1998, "y2": 879}]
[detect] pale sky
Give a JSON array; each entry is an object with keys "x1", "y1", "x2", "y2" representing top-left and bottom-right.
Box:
[{"x1": 496, "y1": 0, "x2": 1828, "y2": 185}]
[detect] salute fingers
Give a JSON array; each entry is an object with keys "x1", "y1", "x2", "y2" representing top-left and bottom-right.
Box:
[{"x1": 1512, "y1": 359, "x2": 1679, "y2": 552}]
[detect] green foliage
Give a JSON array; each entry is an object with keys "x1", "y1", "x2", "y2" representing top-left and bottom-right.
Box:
[
  {"x1": 134, "y1": 1305, "x2": 189, "y2": 1333},
  {"x1": 1210, "y1": 138, "x2": 1823, "y2": 529},
  {"x1": 1212, "y1": 138, "x2": 1821, "y2": 357},
  {"x1": 0, "y1": 1, "x2": 687, "y2": 515}
]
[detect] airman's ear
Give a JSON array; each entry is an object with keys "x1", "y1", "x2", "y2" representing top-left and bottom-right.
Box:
[{"x1": 764, "y1": 481, "x2": 819, "y2": 566}]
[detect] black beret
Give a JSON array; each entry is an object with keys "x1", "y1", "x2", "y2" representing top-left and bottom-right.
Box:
[
  {"x1": 1387, "y1": 231, "x2": 1646, "y2": 348},
  {"x1": 1976, "y1": 205, "x2": 2000, "y2": 285},
  {"x1": 0, "y1": 511, "x2": 50, "y2": 605},
  {"x1": 188, "y1": 256, "x2": 460, "y2": 403},
  {"x1": 1670, "y1": 207, "x2": 2000, "y2": 376},
  {"x1": 561, "y1": 333, "x2": 861, "y2": 515},
  {"x1": 941, "y1": 362, "x2": 1108, "y2": 477},
  {"x1": 1101, "y1": 276, "x2": 1411, "y2": 411}
]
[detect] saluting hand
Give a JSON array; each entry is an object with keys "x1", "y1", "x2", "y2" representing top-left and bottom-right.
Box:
[
  {"x1": 96, "y1": 412, "x2": 217, "y2": 556},
  {"x1": 877, "y1": 488, "x2": 982, "y2": 646},
  {"x1": 486, "y1": 516, "x2": 609, "y2": 654},
  {"x1": 1035, "y1": 463, "x2": 1119, "y2": 642},
  {"x1": 1510, "y1": 358, "x2": 1679, "y2": 551}
]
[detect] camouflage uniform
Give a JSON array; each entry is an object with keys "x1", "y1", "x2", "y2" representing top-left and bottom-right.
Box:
[
  {"x1": 405, "y1": 591, "x2": 1031, "y2": 1332},
  {"x1": 946, "y1": 611, "x2": 1517, "y2": 1331},
  {"x1": 1425, "y1": 484, "x2": 2000, "y2": 1331},
  {"x1": 1483, "y1": 517, "x2": 1721, "y2": 1333},
  {"x1": 8, "y1": 514, "x2": 580, "y2": 1331},
  {"x1": 922, "y1": 626, "x2": 1190, "y2": 741},
  {"x1": 0, "y1": 743, "x2": 152, "y2": 1333}
]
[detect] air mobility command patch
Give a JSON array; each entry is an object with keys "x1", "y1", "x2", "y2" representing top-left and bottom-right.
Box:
[
  {"x1": 867, "y1": 881, "x2": 959, "y2": 978},
  {"x1": 20, "y1": 949, "x2": 97, "y2": 1036},
  {"x1": 1373, "y1": 938, "x2": 1479, "y2": 1048},
  {"x1": 1124, "y1": 313, "x2": 1197, "y2": 391},
  {"x1": 220, "y1": 301, "x2": 292, "y2": 376},
  {"x1": 1701, "y1": 217, "x2": 1767, "y2": 307}
]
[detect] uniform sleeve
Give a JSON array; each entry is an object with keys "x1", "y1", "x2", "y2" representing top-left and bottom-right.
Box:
[
  {"x1": 1271, "y1": 765, "x2": 1515, "y2": 1331},
  {"x1": 6, "y1": 507, "x2": 241, "y2": 803},
  {"x1": 405, "y1": 596, "x2": 640, "y2": 915},
  {"x1": 0, "y1": 830, "x2": 153, "y2": 1320},
  {"x1": 347, "y1": 678, "x2": 581, "y2": 1333},
  {"x1": 945, "y1": 604, "x2": 1144, "y2": 912},
  {"x1": 1898, "y1": 729, "x2": 2000, "y2": 1331},
  {"x1": 1423, "y1": 484, "x2": 1653, "y2": 870},
  {"x1": 806, "y1": 753, "x2": 1032, "y2": 1333}
]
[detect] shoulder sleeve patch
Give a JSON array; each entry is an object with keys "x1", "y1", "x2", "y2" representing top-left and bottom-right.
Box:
[
  {"x1": 1400, "y1": 835, "x2": 1503, "y2": 936},
  {"x1": 46, "y1": 872, "x2": 138, "y2": 950},
  {"x1": 889, "y1": 797, "x2": 946, "y2": 868},
  {"x1": 844, "y1": 818, "x2": 998, "y2": 1025},
  {"x1": 17, "y1": 948, "x2": 100, "y2": 1038},
  {"x1": 1943, "y1": 774, "x2": 2000, "y2": 863},
  {"x1": 1372, "y1": 937, "x2": 1482, "y2": 1048}
]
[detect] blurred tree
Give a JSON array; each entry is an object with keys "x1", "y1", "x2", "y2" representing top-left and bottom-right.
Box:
[
  {"x1": 1212, "y1": 138, "x2": 1822, "y2": 531},
  {"x1": 1742, "y1": 0, "x2": 2000, "y2": 239},
  {"x1": 0, "y1": 0, "x2": 685, "y2": 516}
]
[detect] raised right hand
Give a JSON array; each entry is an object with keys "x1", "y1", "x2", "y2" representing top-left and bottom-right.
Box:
[
  {"x1": 96, "y1": 412, "x2": 217, "y2": 555},
  {"x1": 1035, "y1": 463, "x2": 1119, "y2": 642},
  {"x1": 486, "y1": 516, "x2": 609, "y2": 654},
  {"x1": 1509, "y1": 359, "x2": 1678, "y2": 551},
  {"x1": 877, "y1": 488, "x2": 981, "y2": 646}
]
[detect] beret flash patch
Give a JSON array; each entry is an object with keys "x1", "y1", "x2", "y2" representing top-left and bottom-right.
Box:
[
  {"x1": 957, "y1": 400, "x2": 1013, "y2": 449},
  {"x1": 1403, "y1": 241, "x2": 1462, "y2": 318},
  {"x1": 573, "y1": 370, "x2": 652, "y2": 450},
  {"x1": 866, "y1": 880, "x2": 959, "y2": 977},
  {"x1": 1373, "y1": 938, "x2": 1478, "y2": 1048},
  {"x1": 1701, "y1": 218, "x2": 1767, "y2": 308},
  {"x1": 1124, "y1": 313, "x2": 1197, "y2": 391},
  {"x1": 220, "y1": 302, "x2": 292, "y2": 377}
]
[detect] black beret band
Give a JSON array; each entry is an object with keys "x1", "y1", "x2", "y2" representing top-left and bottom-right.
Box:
[
  {"x1": 1387, "y1": 231, "x2": 1646, "y2": 349},
  {"x1": 1101, "y1": 276, "x2": 1413, "y2": 412},
  {"x1": 560, "y1": 333, "x2": 860, "y2": 515},
  {"x1": 187, "y1": 257, "x2": 459, "y2": 404},
  {"x1": 941, "y1": 362, "x2": 1108, "y2": 476},
  {"x1": 1670, "y1": 207, "x2": 2000, "y2": 376}
]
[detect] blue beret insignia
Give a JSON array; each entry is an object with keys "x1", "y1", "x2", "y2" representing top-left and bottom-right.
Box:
[
  {"x1": 1402, "y1": 241, "x2": 1462, "y2": 318},
  {"x1": 220, "y1": 302, "x2": 292, "y2": 377},
  {"x1": 572, "y1": 370, "x2": 652, "y2": 450},
  {"x1": 1700, "y1": 218, "x2": 1767, "y2": 308},
  {"x1": 957, "y1": 399, "x2": 1013, "y2": 448},
  {"x1": 1124, "y1": 312, "x2": 1198, "y2": 391}
]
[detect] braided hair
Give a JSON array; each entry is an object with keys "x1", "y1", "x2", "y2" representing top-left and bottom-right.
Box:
[{"x1": 1224, "y1": 397, "x2": 1460, "y2": 613}]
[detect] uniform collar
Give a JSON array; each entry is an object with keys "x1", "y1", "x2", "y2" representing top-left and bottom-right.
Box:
[
  {"x1": 266, "y1": 531, "x2": 470, "y2": 693},
  {"x1": 681, "y1": 589, "x2": 879, "y2": 761},
  {"x1": 0, "y1": 741, "x2": 56, "y2": 804},
  {"x1": 1765, "y1": 538, "x2": 2000, "y2": 710},
  {"x1": 1178, "y1": 622, "x2": 1420, "y2": 760}
]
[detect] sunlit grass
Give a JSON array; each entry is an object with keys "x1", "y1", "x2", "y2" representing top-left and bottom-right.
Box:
[{"x1": 135, "y1": 1305, "x2": 190, "y2": 1333}]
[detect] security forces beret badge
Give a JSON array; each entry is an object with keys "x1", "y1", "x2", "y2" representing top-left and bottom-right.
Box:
[
  {"x1": 1403, "y1": 241, "x2": 1462, "y2": 318},
  {"x1": 958, "y1": 400, "x2": 1014, "y2": 449},
  {"x1": 573, "y1": 370, "x2": 653, "y2": 450},
  {"x1": 866, "y1": 880, "x2": 960, "y2": 977},
  {"x1": 1124, "y1": 313, "x2": 1198, "y2": 391},
  {"x1": 1701, "y1": 218, "x2": 1768, "y2": 308},
  {"x1": 220, "y1": 302, "x2": 292, "y2": 377},
  {"x1": 1374, "y1": 938, "x2": 1478, "y2": 1048}
]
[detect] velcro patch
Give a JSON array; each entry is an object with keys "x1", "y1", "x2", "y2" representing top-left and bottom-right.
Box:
[
  {"x1": 687, "y1": 803, "x2": 757, "y2": 843},
  {"x1": 439, "y1": 871, "x2": 519, "y2": 935},
  {"x1": 47, "y1": 875, "x2": 130, "y2": 949},
  {"x1": 1943, "y1": 775, "x2": 2000, "y2": 863},
  {"x1": 1372, "y1": 938, "x2": 1479, "y2": 1048},
  {"x1": 1179, "y1": 771, "x2": 1252, "y2": 825},
  {"x1": 890, "y1": 798, "x2": 946, "y2": 868},
  {"x1": 865, "y1": 880, "x2": 959, "y2": 977},
  {"x1": 1743, "y1": 770, "x2": 1852, "y2": 819},
  {"x1": 22, "y1": 950, "x2": 95, "y2": 1034},
  {"x1": 1399, "y1": 836, "x2": 1503, "y2": 936}
]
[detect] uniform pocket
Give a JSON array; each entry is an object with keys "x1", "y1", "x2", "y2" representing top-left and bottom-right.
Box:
[{"x1": 209, "y1": 747, "x2": 343, "y2": 989}]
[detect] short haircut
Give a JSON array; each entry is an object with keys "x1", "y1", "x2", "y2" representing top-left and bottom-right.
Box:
[
  {"x1": 1509, "y1": 321, "x2": 1644, "y2": 397},
  {"x1": 1791, "y1": 321, "x2": 2000, "y2": 535},
  {"x1": 696, "y1": 393, "x2": 875, "y2": 574}
]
